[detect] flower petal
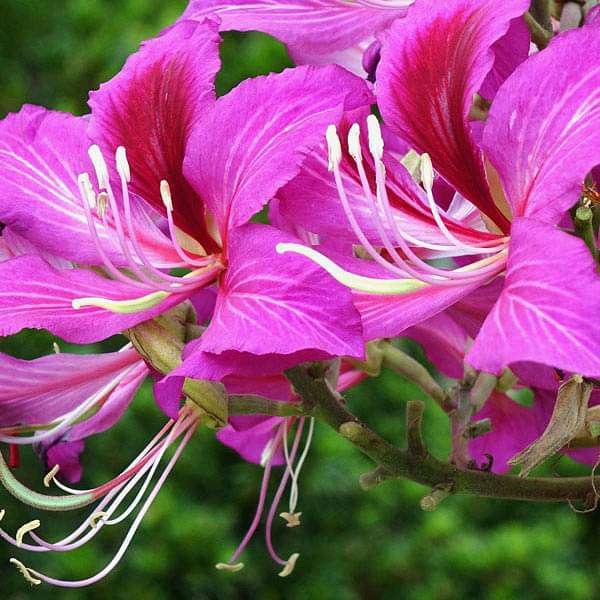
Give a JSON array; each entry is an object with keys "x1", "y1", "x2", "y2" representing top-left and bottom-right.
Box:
[
  {"x1": 199, "y1": 224, "x2": 364, "y2": 357},
  {"x1": 0, "y1": 106, "x2": 125, "y2": 264},
  {"x1": 377, "y1": 0, "x2": 529, "y2": 232},
  {"x1": 183, "y1": 0, "x2": 406, "y2": 56},
  {"x1": 467, "y1": 218, "x2": 600, "y2": 377},
  {"x1": 483, "y1": 20, "x2": 600, "y2": 223},
  {"x1": 0, "y1": 347, "x2": 141, "y2": 427},
  {"x1": 88, "y1": 19, "x2": 222, "y2": 251},
  {"x1": 0, "y1": 255, "x2": 190, "y2": 343},
  {"x1": 184, "y1": 64, "x2": 373, "y2": 237}
]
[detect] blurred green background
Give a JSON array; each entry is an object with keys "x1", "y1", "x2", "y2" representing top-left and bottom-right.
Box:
[{"x1": 1, "y1": 1, "x2": 600, "y2": 598}]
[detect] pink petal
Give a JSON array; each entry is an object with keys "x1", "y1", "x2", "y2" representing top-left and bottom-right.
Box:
[
  {"x1": 0, "y1": 347, "x2": 141, "y2": 427},
  {"x1": 479, "y1": 16, "x2": 530, "y2": 101},
  {"x1": 0, "y1": 106, "x2": 125, "y2": 264},
  {"x1": 483, "y1": 20, "x2": 600, "y2": 223},
  {"x1": 405, "y1": 313, "x2": 468, "y2": 379},
  {"x1": 88, "y1": 19, "x2": 222, "y2": 252},
  {"x1": 184, "y1": 0, "x2": 406, "y2": 56},
  {"x1": 0, "y1": 255, "x2": 190, "y2": 343},
  {"x1": 469, "y1": 391, "x2": 539, "y2": 474},
  {"x1": 377, "y1": 0, "x2": 529, "y2": 232},
  {"x1": 184, "y1": 64, "x2": 373, "y2": 238},
  {"x1": 467, "y1": 219, "x2": 600, "y2": 377},
  {"x1": 200, "y1": 224, "x2": 364, "y2": 357}
]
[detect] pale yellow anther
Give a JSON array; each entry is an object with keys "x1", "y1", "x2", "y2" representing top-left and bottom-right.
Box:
[
  {"x1": 160, "y1": 180, "x2": 173, "y2": 212},
  {"x1": 10, "y1": 558, "x2": 41, "y2": 586},
  {"x1": 16, "y1": 519, "x2": 40, "y2": 547},
  {"x1": 43, "y1": 465, "x2": 60, "y2": 488},
  {"x1": 348, "y1": 123, "x2": 362, "y2": 163},
  {"x1": 78, "y1": 172, "x2": 97, "y2": 209},
  {"x1": 88, "y1": 145, "x2": 109, "y2": 189},
  {"x1": 366, "y1": 114, "x2": 384, "y2": 161},
  {"x1": 280, "y1": 511, "x2": 302, "y2": 528},
  {"x1": 215, "y1": 562, "x2": 245, "y2": 572},
  {"x1": 420, "y1": 152, "x2": 435, "y2": 191},
  {"x1": 278, "y1": 553, "x2": 300, "y2": 577},
  {"x1": 52, "y1": 342, "x2": 61, "y2": 354},
  {"x1": 97, "y1": 192, "x2": 108, "y2": 219},
  {"x1": 89, "y1": 511, "x2": 108, "y2": 528},
  {"x1": 0, "y1": 508, "x2": 5, "y2": 522},
  {"x1": 116, "y1": 146, "x2": 131, "y2": 183},
  {"x1": 326, "y1": 125, "x2": 342, "y2": 172}
]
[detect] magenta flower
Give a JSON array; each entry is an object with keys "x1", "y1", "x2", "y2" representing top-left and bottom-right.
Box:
[
  {"x1": 0, "y1": 18, "x2": 368, "y2": 363},
  {"x1": 278, "y1": 0, "x2": 600, "y2": 377}
]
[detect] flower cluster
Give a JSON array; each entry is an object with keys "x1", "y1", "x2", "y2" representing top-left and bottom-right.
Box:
[{"x1": 1, "y1": 0, "x2": 599, "y2": 588}]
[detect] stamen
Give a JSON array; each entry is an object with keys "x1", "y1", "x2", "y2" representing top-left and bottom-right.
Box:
[
  {"x1": 288, "y1": 418, "x2": 315, "y2": 514},
  {"x1": 9, "y1": 558, "x2": 41, "y2": 586},
  {"x1": 278, "y1": 553, "x2": 300, "y2": 577},
  {"x1": 43, "y1": 466, "x2": 60, "y2": 488},
  {"x1": 215, "y1": 562, "x2": 245, "y2": 572},
  {"x1": 16, "y1": 519, "x2": 41, "y2": 547},
  {"x1": 348, "y1": 123, "x2": 362, "y2": 162},
  {"x1": 276, "y1": 243, "x2": 427, "y2": 295},
  {"x1": 280, "y1": 512, "x2": 302, "y2": 528},
  {"x1": 367, "y1": 115, "x2": 384, "y2": 161},
  {"x1": 96, "y1": 192, "x2": 108, "y2": 219},
  {"x1": 88, "y1": 145, "x2": 109, "y2": 189},
  {"x1": 326, "y1": 125, "x2": 342, "y2": 171},
  {"x1": 160, "y1": 180, "x2": 173, "y2": 212},
  {"x1": 115, "y1": 146, "x2": 131, "y2": 183},
  {"x1": 89, "y1": 512, "x2": 108, "y2": 529}
]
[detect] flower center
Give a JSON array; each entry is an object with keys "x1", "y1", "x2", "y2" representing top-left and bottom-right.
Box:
[
  {"x1": 71, "y1": 145, "x2": 223, "y2": 314},
  {"x1": 277, "y1": 116, "x2": 509, "y2": 295}
]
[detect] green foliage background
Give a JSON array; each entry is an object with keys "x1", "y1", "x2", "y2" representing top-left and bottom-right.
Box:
[{"x1": 1, "y1": 2, "x2": 599, "y2": 598}]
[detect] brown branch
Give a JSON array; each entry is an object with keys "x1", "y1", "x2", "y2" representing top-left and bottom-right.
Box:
[{"x1": 285, "y1": 364, "x2": 600, "y2": 504}]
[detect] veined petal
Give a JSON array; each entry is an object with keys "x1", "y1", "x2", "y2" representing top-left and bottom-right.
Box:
[
  {"x1": 377, "y1": 0, "x2": 530, "y2": 232},
  {"x1": 467, "y1": 219, "x2": 600, "y2": 377},
  {"x1": 0, "y1": 347, "x2": 141, "y2": 428},
  {"x1": 483, "y1": 20, "x2": 600, "y2": 223},
  {"x1": 0, "y1": 106, "x2": 124, "y2": 264},
  {"x1": 198, "y1": 224, "x2": 364, "y2": 357},
  {"x1": 183, "y1": 0, "x2": 407, "y2": 56},
  {"x1": 184, "y1": 64, "x2": 373, "y2": 238},
  {"x1": 0, "y1": 256, "x2": 190, "y2": 343},
  {"x1": 88, "y1": 19, "x2": 222, "y2": 251}
]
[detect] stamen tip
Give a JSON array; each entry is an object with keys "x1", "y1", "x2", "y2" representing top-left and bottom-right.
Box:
[
  {"x1": 16, "y1": 519, "x2": 40, "y2": 547},
  {"x1": 325, "y1": 124, "x2": 342, "y2": 171},
  {"x1": 0, "y1": 508, "x2": 5, "y2": 522},
  {"x1": 366, "y1": 115, "x2": 384, "y2": 161},
  {"x1": 278, "y1": 553, "x2": 300, "y2": 577},
  {"x1": 89, "y1": 511, "x2": 108, "y2": 529},
  {"x1": 215, "y1": 562, "x2": 245, "y2": 573},
  {"x1": 10, "y1": 558, "x2": 41, "y2": 586},
  {"x1": 348, "y1": 123, "x2": 362, "y2": 162},
  {"x1": 160, "y1": 180, "x2": 173, "y2": 212},
  {"x1": 280, "y1": 511, "x2": 302, "y2": 528},
  {"x1": 420, "y1": 152, "x2": 434, "y2": 191},
  {"x1": 43, "y1": 465, "x2": 60, "y2": 488},
  {"x1": 116, "y1": 146, "x2": 131, "y2": 183}
]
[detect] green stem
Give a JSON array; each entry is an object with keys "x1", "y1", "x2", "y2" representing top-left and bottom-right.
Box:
[
  {"x1": 574, "y1": 205, "x2": 599, "y2": 266},
  {"x1": 228, "y1": 395, "x2": 307, "y2": 417},
  {"x1": 525, "y1": 12, "x2": 553, "y2": 48},
  {"x1": 285, "y1": 365, "x2": 600, "y2": 503}
]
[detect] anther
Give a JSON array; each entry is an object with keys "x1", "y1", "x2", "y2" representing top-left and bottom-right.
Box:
[
  {"x1": 96, "y1": 192, "x2": 108, "y2": 219},
  {"x1": 160, "y1": 180, "x2": 173, "y2": 212},
  {"x1": 78, "y1": 173, "x2": 97, "y2": 209},
  {"x1": 215, "y1": 562, "x2": 245, "y2": 572},
  {"x1": 43, "y1": 465, "x2": 60, "y2": 488},
  {"x1": 420, "y1": 152, "x2": 435, "y2": 191},
  {"x1": 88, "y1": 145, "x2": 109, "y2": 189},
  {"x1": 326, "y1": 125, "x2": 342, "y2": 172},
  {"x1": 116, "y1": 146, "x2": 131, "y2": 183},
  {"x1": 0, "y1": 508, "x2": 5, "y2": 522},
  {"x1": 280, "y1": 511, "x2": 302, "y2": 528},
  {"x1": 52, "y1": 342, "x2": 61, "y2": 354},
  {"x1": 16, "y1": 519, "x2": 40, "y2": 547},
  {"x1": 348, "y1": 123, "x2": 362, "y2": 162},
  {"x1": 278, "y1": 553, "x2": 300, "y2": 577},
  {"x1": 10, "y1": 558, "x2": 41, "y2": 586},
  {"x1": 89, "y1": 511, "x2": 108, "y2": 528},
  {"x1": 366, "y1": 115, "x2": 384, "y2": 161}
]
